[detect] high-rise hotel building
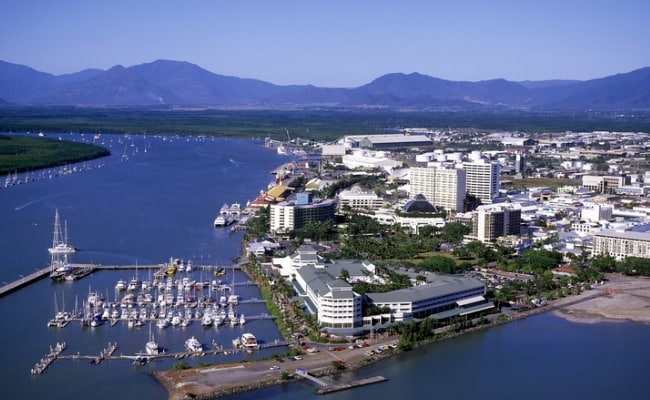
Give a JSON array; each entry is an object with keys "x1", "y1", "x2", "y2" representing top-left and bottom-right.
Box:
[
  {"x1": 471, "y1": 203, "x2": 522, "y2": 242},
  {"x1": 409, "y1": 166, "x2": 466, "y2": 213},
  {"x1": 463, "y1": 152, "x2": 501, "y2": 205}
]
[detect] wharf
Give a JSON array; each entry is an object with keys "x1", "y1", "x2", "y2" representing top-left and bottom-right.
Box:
[{"x1": 314, "y1": 375, "x2": 388, "y2": 394}]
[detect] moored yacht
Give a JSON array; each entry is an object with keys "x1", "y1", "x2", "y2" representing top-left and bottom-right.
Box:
[
  {"x1": 201, "y1": 313, "x2": 213, "y2": 327},
  {"x1": 240, "y1": 332, "x2": 258, "y2": 349},
  {"x1": 145, "y1": 325, "x2": 160, "y2": 355},
  {"x1": 185, "y1": 336, "x2": 202, "y2": 353},
  {"x1": 115, "y1": 279, "x2": 127, "y2": 291},
  {"x1": 156, "y1": 317, "x2": 170, "y2": 329}
]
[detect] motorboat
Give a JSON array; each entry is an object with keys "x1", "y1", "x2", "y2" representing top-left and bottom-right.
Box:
[
  {"x1": 156, "y1": 318, "x2": 170, "y2": 329},
  {"x1": 115, "y1": 279, "x2": 127, "y2": 291},
  {"x1": 201, "y1": 313, "x2": 213, "y2": 327},
  {"x1": 185, "y1": 336, "x2": 202, "y2": 353},
  {"x1": 90, "y1": 313, "x2": 103, "y2": 327},
  {"x1": 240, "y1": 333, "x2": 258, "y2": 349},
  {"x1": 214, "y1": 203, "x2": 235, "y2": 227}
]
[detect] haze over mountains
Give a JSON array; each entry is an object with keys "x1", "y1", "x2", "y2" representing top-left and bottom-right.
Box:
[{"x1": 0, "y1": 59, "x2": 649, "y2": 111}]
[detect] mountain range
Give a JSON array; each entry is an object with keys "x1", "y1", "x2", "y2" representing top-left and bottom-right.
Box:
[{"x1": 1, "y1": 59, "x2": 649, "y2": 111}]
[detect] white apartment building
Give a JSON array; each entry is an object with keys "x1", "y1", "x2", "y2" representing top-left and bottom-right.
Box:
[
  {"x1": 409, "y1": 166, "x2": 466, "y2": 212},
  {"x1": 463, "y1": 157, "x2": 501, "y2": 205},
  {"x1": 592, "y1": 229, "x2": 650, "y2": 260}
]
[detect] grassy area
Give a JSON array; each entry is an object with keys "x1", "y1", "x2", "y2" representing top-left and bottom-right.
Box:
[
  {"x1": 0, "y1": 134, "x2": 110, "y2": 175},
  {"x1": 505, "y1": 176, "x2": 580, "y2": 189}
]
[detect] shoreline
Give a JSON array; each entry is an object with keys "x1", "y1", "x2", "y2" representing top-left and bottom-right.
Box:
[
  {"x1": 552, "y1": 274, "x2": 650, "y2": 325},
  {"x1": 154, "y1": 274, "x2": 650, "y2": 400}
]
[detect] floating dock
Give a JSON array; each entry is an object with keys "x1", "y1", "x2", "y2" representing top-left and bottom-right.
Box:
[{"x1": 31, "y1": 342, "x2": 66, "y2": 375}]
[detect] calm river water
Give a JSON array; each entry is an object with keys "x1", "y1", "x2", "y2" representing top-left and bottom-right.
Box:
[{"x1": 1, "y1": 133, "x2": 648, "y2": 400}]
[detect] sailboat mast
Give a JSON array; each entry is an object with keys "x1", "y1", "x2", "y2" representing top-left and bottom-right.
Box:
[
  {"x1": 64, "y1": 220, "x2": 69, "y2": 245},
  {"x1": 52, "y1": 209, "x2": 61, "y2": 247}
]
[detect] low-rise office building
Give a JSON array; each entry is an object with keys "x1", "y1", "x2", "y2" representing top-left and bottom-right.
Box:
[
  {"x1": 366, "y1": 274, "x2": 491, "y2": 322},
  {"x1": 338, "y1": 185, "x2": 385, "y2": 211}
]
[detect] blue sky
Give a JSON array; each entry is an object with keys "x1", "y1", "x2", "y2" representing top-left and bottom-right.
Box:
[{"x1": 2, "y1": 1, "x2": 649, "y2": 87}]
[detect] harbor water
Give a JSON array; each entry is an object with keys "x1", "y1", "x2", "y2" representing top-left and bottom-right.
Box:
[
  {"x1": 1, "y1": 133, "x2": 649, "y2": 400},
  {"x1": 0, "y1": 133, "x2": 287, "y2": 399}
]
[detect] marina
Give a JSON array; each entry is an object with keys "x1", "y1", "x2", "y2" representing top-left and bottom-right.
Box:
[{"x1": 29, "y1": 254, "x2": 280, "y2": 375}]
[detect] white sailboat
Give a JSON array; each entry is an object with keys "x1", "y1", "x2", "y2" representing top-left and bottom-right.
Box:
[{"x1": 48, "y1": 209, "x2": 76, "y2": 255}]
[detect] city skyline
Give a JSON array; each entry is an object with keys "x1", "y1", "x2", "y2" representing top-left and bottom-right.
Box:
[{"x1": 2, "y1": 1, "x2": 649, "y2": 87}]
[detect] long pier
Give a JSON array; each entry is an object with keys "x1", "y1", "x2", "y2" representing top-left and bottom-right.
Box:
[
  {"x1": 0, "y1": 266, "x2": 51, "y2": 298},
  {"x1": 0, "y1": 262, "x2": 244, "y2": 298}
]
